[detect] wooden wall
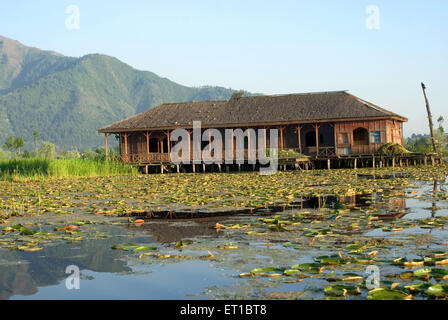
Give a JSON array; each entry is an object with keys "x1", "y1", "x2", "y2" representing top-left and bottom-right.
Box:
[{"x1": 334, "y1": 120, "x2": 403, "y2": 156}]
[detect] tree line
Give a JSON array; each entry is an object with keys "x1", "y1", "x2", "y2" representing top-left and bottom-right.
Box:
[
  {"x1": 0, "y1": 130, "x2": 119, "y2": 161},
  {"x1": 405, "y1": 116, "x2": 448, "y2": 155}
]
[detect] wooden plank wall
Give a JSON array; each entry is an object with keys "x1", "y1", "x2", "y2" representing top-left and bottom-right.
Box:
[{"x1": 334, "y1": 120, "x2": 388, "y2": 155}]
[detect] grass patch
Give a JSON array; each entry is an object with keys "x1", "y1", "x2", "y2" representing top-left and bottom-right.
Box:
[{"x1": 0, "y1": 158, "x2": 133, "y2": 180}]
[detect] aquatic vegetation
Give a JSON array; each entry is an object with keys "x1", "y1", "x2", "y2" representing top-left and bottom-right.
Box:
[
  {"x1": 0, "y1": 165, "x2": 447, "y2": 299},
  {"x1": 376, "y1": 143, "x2": 410, "y2": 157},
  {"x1": 0, "y1": 158, "x2": 133, "y2": 180}
]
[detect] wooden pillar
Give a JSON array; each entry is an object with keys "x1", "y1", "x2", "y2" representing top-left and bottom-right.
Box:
[
  {"x1": 372, "y1": 156, "x2": 375, "y2": 168},
  {"x1": 105, "y1": 134, "x2": 109, "y2": 160},
  {"x1": 327, "y1": 158, "x2": 331, "y2": 170},
  {"x1": 145, "y1": 132, "x2": 151, "y2": 163},
  {"x1": 354, "y1": 158, "x2": 357, "y2": 169},
  {"x1": 124, "y1": 134, "x2": 129, "y2": 157},
  {"x1": 297, "y1": 125, "x2": 302, "y2": 154},
  {"x1": 187, "y1": 129, "x2": 192, "y2": 163},
  {"x1": 166, "y1": 131, "x2": 171, "y2": 154},
  {"x1": 247, "y1": 127, "x2": 251, "y2": 158},
  {"x1": 315, "y1": 124, "x2": 320, "y2": 156},
  {"x1": 279, "y1": 126, "x2": 284, "y2": 150}
]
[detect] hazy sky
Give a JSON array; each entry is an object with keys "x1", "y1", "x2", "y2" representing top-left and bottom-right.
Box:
[{"x1": 1, "y1": 0, "x2": 447, "y2": 136}]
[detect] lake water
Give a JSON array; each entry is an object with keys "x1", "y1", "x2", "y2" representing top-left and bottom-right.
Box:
[{"x1": 1, "y1": 175, "x2": 447, "y2": 300}]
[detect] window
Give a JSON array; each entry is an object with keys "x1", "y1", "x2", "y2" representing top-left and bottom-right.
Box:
[
  {"x1": 339, "y1": 133, "x2": 349, "y2": 145},
  {"x1": 353, "y1": 128, "x2": 369, "y2": 146},
  {"x1": 370, "y1": 131, "x2": 381, "y2": 144}
]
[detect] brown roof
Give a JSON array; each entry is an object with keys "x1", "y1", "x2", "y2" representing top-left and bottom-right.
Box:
[{"x1": 98, "y1": 91, "x2": 407, "y2": 133}]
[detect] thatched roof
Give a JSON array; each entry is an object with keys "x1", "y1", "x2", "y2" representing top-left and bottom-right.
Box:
[{"x1": 99, "y1": 91, "x2": 407, "y2": 133}]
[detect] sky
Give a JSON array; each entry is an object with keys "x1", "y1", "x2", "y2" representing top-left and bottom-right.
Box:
[{"x1": 1, "y1": 0, "x2": 447, "y2": 136}]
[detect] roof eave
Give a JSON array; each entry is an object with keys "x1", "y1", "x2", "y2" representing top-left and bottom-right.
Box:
[{"x1": 97, "y1": 115, "x2": 408, "y2": 134}]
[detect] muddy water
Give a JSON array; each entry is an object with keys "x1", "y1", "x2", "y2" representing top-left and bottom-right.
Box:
[{"x1": 0, "y1": 178, "x2": 447, "y2": 300}]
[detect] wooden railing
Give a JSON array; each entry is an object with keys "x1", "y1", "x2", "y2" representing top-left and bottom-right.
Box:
[
  {"x1": 121, "y1": 153, "x2": 171, "y2": 163},
  {"x1": 304, "y1": 146, "x2": 336, "y2": 156},
  {"x1": 120, "y1": 147, "x2": 340, "y2": 164},
  {"x1": 121, "y1": 149, "x2": 261, "y2": 164}
]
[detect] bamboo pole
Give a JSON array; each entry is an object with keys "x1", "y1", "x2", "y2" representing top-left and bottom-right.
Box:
[{"x1": 421, "y1": 82, "x2": 438, "y2": 153}]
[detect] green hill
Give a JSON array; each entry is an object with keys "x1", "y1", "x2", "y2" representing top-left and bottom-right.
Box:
[{"x1": 0, "y1": 35, "x2": 244, "y2": 151}]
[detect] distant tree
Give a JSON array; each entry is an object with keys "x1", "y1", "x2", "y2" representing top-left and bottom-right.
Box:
[
  {"x1": 22, "y1": 149, "x2": 32, "y2": 158},
  {"x1": 3, "y1": 136, "x2": 24, "y2": 157},
  {"x1": 33, "y1": 130, "x2": 40, "y2": 150},
  {"x1": 3, "y1": 137, "x2": 16, "y2": 152},
  {"x1": 0, "y1": 147, "x2": 8, "y2": 161},
  {"x1": 81, "y1": 149, "x2": 98, "y2": 160},
  {"x1": 15, "y1": 137, "x2": 24, "y2": 154},
  {"x1": 406, "y1": 115, "x2": 447, "y2": 153},
  {"x1": 39, "y1": 141, "x2": 57, "y2": 159},
  {"x1": 61, "y1": 149, "x2": 80, "y2": 159}
]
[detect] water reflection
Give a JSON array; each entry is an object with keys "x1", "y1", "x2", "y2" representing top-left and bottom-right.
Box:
[
  {"x1": 124, "y1": 217, "x2": 228, "y2": 243},
  {"x1": 0, "y1": 232, "x2": 132, "y2": 300}
]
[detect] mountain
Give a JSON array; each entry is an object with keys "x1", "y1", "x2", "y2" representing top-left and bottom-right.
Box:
[{"x1": 0, "y1": 35, "x2": 244, "y2": 151}]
